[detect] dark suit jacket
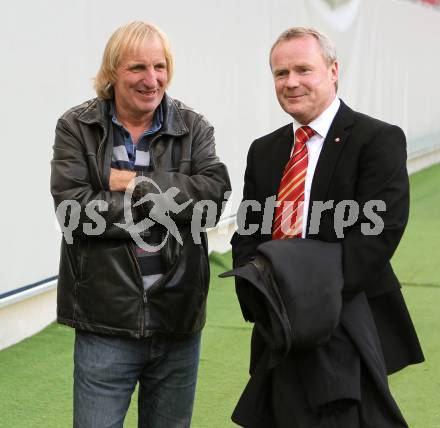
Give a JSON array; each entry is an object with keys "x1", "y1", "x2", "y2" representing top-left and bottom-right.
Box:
[{"x1": 231, "y1": 99, "x2": 424, "y2": 374}]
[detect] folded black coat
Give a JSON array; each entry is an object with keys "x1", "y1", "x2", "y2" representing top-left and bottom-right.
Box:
[
  {"x1": 220, "y1": 239, "x2": 407, "y2": 428},
  {"x1": 221, "y1": 239, "x2": 344, "y2": 367}
]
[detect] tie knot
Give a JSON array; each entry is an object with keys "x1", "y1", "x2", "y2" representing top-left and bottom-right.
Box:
[{"x1": 295, "y1": 126, "x2": 315, "y2": 146}]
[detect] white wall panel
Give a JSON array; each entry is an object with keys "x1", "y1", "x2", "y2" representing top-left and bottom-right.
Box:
[{"x1": 0, "y1": 0, "x2": 439, "y2": 295}]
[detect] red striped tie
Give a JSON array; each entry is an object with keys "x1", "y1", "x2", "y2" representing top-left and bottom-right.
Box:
[{"x1": 272, "y1": 125, "x2": 315, "y2": 240}]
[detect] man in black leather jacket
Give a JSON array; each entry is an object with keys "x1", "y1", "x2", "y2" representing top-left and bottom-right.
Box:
[{"x1": 50, "y1": 21, "x2": 230, "y2": 428}]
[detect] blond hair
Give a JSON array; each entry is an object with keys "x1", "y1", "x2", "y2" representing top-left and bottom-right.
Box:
[{"x1": 94, "y1": 21, "x2": 174, "y2": 99}]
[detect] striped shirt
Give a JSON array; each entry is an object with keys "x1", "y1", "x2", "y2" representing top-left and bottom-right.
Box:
[{"x1": 110, "y1": 102, "x2": 165, "y2": 289}]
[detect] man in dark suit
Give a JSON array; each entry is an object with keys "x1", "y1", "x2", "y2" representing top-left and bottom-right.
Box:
[{"x1": 231, "y1": 27, "x2": 423, "y2": 427}]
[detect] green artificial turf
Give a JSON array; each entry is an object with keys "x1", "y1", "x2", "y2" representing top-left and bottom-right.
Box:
[
  {"x1": 1, "y1": 164, "x2": 439, "y2": 427},
  {"x1": 392, "y1": 163, "x2": 440, "y2": 286},
  {"x1": 388, "y1": 163, "x2": 440, "y2": 428},
  {"x1": 389, "y1": 287, "x2": 440, "y2": 428}
]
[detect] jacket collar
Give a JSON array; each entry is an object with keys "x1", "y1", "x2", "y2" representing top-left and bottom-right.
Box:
[{"x1": 77, "y1": 93, "x2": 189, "y2": 137}]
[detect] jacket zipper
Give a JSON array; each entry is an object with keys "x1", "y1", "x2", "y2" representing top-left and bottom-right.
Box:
[
  {"x1": 96, "y1": 124, "x2": 108, "y2": 189},
  {"x1": 128, "y1": 243, "x2": 146, "y2": 338},
  {"x1": 148, "y1": 133, "x2": 162, "y2": 169}
]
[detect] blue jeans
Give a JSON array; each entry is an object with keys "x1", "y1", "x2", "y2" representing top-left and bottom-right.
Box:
[{"x1": 73, "y1": 330, "x2": 201, "y2": 428}]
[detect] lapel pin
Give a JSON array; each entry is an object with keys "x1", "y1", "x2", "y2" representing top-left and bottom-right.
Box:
[{"x1": 334, "y1": 137, "x2": 341, "y2": 143}]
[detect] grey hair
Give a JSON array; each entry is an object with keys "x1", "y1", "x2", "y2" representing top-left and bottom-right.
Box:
[{"x1": 270, "y1": 27, "x2": 337, "y2": 67}]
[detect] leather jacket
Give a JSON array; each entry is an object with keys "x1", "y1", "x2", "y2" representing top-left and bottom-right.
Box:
[{"x1": 50, "y1": 94, "x2": 231, "y2": 338}]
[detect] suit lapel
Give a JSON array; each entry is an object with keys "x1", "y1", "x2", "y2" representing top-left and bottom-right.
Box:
[
  {"x1": 266, "y1": 124, "x2": 294, "y2": 198},
  {"x1": 309, "y1": 100, "x2": 355, "y2": 204}
]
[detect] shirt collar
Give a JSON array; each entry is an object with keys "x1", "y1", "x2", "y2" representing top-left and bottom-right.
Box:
[
  {"x1": 292, "y1": 96, "x2": 341, "y2": 139},
  {"x1": 109, "y1": 101, "x2": 163, "y2": 134}
]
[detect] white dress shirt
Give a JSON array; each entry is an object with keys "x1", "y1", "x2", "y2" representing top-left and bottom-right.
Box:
[{"x1": 290, "y1": 97, "x2": 341, "y2": 238}]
